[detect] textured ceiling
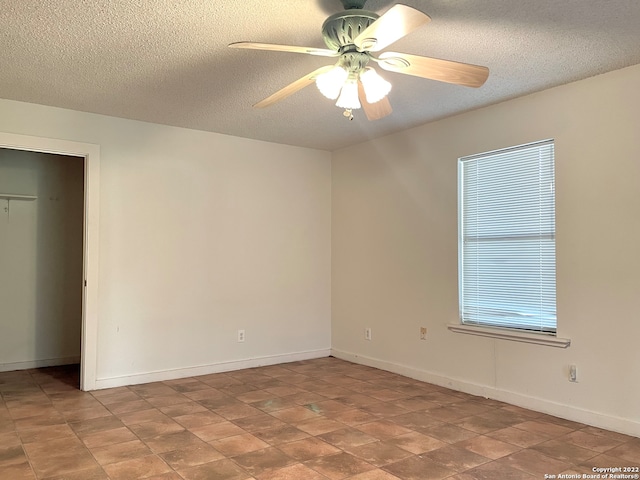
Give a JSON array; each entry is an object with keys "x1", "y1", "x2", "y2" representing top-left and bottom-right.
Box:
[{"x1": 2, "y1": 0, "x2": 640, "y2": 151}]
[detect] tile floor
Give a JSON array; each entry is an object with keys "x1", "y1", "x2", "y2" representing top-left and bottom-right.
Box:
[{"x1": 0, "y1": 357, "x2": 638, "y2": 479}]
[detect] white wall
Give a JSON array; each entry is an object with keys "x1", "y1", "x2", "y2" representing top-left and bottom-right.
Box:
[
  {"x1": 0, "y1": 150, "x2": 84, "y2": 369},
  {"x1": 0, "y1": 100, "x2": 332, "y2": 387},
  {"x1": 331, "y1": 64, "x2": 640, "y2": 436}
]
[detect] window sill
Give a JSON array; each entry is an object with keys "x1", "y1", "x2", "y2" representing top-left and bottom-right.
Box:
[{"x1": 447, "y1": 324, "x2": 571, "y2": 348}]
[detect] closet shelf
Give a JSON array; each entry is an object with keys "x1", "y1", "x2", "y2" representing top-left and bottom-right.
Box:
[{"x1": 0, "y1": 193, "x2": 37, "y2": 200}]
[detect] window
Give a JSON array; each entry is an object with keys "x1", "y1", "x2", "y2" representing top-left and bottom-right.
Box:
[{"x1": 458, "y1": 140, "x2": 556, "y2": 334}]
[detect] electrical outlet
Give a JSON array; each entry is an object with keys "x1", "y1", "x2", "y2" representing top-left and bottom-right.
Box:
[
  {"x1": 569, "y1": 364, "x2": 577, "y2": 382},
  {"x1": 365, "y1": 328, "x2": 372, "y2": 341},
  {"x1": 420, "y1": 327, "x2": 427, "y2": 340},
  {"x1": 237, "y1": 329, "x2": 245, "y2": 343}
]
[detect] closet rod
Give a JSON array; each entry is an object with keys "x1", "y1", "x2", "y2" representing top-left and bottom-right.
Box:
[{"x1": 0, "y1": 193, "x2": 37, "y2": 200}]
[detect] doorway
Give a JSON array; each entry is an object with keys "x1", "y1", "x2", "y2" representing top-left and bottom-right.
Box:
[{"x1": 0, "y1": 132, "x2": 100, "y2": 390}]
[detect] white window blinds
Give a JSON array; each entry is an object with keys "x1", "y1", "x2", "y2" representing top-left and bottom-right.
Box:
[{"x1": 458, "y1": 140, "x2": 556, "y2": 333}]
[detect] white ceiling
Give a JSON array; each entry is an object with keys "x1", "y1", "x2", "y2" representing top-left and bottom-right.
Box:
[{"x1": 2, "y1": 1, "x2": 640, "y2": 151}]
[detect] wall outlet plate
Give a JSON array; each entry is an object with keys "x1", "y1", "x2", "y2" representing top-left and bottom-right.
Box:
[
  {"x1": 420, "y1": 327, "x2": 427, "y2": 340},
  {"x1": 237, "y1": 329, "x2": 245, "y2": 343},
  {"x1": 365, "y1": 328, "x2": 372, "y2": 341}
]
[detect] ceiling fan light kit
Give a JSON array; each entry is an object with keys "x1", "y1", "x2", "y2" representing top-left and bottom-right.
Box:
[{"x1": 229, "y1": 1, "x2": 489, "y2": 120}]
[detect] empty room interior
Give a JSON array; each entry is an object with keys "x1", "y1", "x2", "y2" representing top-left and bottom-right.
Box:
[{"x1": 0, "y1": 1, "x2": 639, "y2": 479}]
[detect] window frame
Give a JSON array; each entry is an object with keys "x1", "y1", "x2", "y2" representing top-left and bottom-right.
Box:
[{"x1": 453, "y1": 140, "x2": 570, "y2": 348}]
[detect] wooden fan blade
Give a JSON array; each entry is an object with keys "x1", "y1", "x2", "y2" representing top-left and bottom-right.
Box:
[
  {"x1": 358, "y1": 81, "x2": 392, "y2": 120},
  {"x1": 378, "y1": 52, "x2": 489, "y2": 88},
  {"x1": 254, "y1": 65, "x2": 334, "y2": 108},
  {"x1": 229, "y1": 42, "x2": 339, "y2": 57},
  {"x1": 354, "y1": 4, "x2": 431, "y2": 53}
]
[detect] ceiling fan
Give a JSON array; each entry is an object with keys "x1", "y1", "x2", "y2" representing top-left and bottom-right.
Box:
[{"x1": 229, "y1": 0, "x2": 489, "y2": 121}]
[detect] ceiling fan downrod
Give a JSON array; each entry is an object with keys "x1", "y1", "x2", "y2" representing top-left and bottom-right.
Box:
[{"x1": 340, "y1": 0, "x2": 367, "y2": 9}]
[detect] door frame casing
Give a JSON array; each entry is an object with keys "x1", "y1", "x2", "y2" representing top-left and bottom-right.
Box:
[{"x1": 0, "y1": 132, "x2": 99, "y2": 391}]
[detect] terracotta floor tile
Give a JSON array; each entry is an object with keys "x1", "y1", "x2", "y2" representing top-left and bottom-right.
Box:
[
  {"x1": 175, "y1": 410, "x2": 226, "y2": 428},
  {"x1": 0, "y1": 431, "x2": 21, "y2": 447},
  {"x1": 486, "y1": 426, "x2": 549, "y2": 448},
  {"x1": 143, "y1": 430, "x2": 206, "y2": 453},
  {"x1": 367, "y1": 389, "x2": 410, "y2": 403},
  {"x1": 81, "y1": 426, "x2": 138, "y2": 448},
  {"x1": 250, "y1": 397, "x2": 299, "y2": 413},
  {"x1": 94, "y1": 390, "x2": 141, "y2": 405},
  {"x1": 419, "y1": 423, "x2": 478, "y2": 444},
  {"x1": 269, "y1": 406, "x2": 320, "y2": 423},
  {"x1": 385, "y1": 431, "x2": 447, "y2": 455},
  {"x1": 277, "y1": 437, "x2": 341, "y2": 461},
  {"x1": 457, "y1": 434, "x2": 522, "y2": 459},
  {"x1": 145, "y1": 393, "x2": 191, "y2": 408},
  {"x1": 531, "y1": 438, "x2": 600, "y2": 463},
  {"x1": 0, "y1": 359, "x2": 635, "y2": 480},
  {"x1": 253, "y1": 425, "x2": 310, "y2": 445},
  {"x1": 461, "y1": 461, "x2": 537, "y2": 479},
  {"x1": 62, "y1": 404, "x2": 113, "y2": 422},
  {"x1": 360, "y1": 403, "x2": 411, "y2": 418},
  {"x1": 498, "y1": 449, "x2": 572, "y2": 476},
  {"x1": 232, "y1": 414, "x2": 287, "y2": 433},
  {"x1": 335, "y1": 394, "x2": 381, "y2": 409},
  {"x1": 103, "y1": 454, "x2": 172, "y2": 480},
  {"x1": 328, "y1": 408, "x2": 379, "y2": 426},
  {"x1": 318, "y1": 427, "x2": 379, "y2": 449},
  {"x1": 356, "y1": 420, "x2": 413, "y2": 440},
  {"x1": 0, "y1": 445, "x2": 27, "y2": 467},
  {"x1": 235, "y1": 390, "x2": 277, "y2": 404},
  {"x1": 603, "y1": 439, "x2": 640, "y2": 463},
  {"x1": 210, "y1": 433, "x2": 270, "y2": 456},
  {"x1": 305, "y1": 399, "x2": 354, "y2": 416},
  {"x1": 108, "y1": 399, "x2": 154, "y2": 415},
  {"x1": 23, "y1": 436, "x2": 87, "y2": 458},
  {"x1": 70, "y1": 415, "x2": 125, "y2": 435},
  {"x1": 294, "y1": 417, "x2": 344, "y2": 435},
  {"x1": 383, "y1": 455, "x2": 457, "y2": 480},
  {"x1": 116, "y1": 408, "x2": 168, "y2": 426},
  {"x1": 40, "y1": 464, "x2": 109, "y2": 480},
  {"x1": 423, "y1": 445, "x2": 491, "y2": 472},
  {"x1": 392, "y1": 397, "x2": 439, "y2": 412},
  {"x1": 18, "y1": 424, "x2": 77, "y2": 444},
  {"x1": 346, "y1": 469, "x2": 404, "y2": 480},
  {"x1": 190, "y1": 420, "x2": 247, "y2": 442},
  {"x1": 454, "y1": 415, "x2": 512, "y2": 434},
  {"x1": 215, "y1": 403, "x2": 264, "y2": 421},
  {"x1": 0, "y1": 461, "x2": 37, "y2": 480},
  {"x1": 143, "y1": 472, "x2": 185, "y2": 480},
  {"x1": 305, "y1": 451, "x2": 375, "y2": 480},
  {"x1": 580, "y1": 426, "x2": 635, "y2": 443},
  {"x1": 255, "y1": 462, "x2": 327, "y2": 480},
  {"x1": 232, "y1": 447, "x2": 295, "y2": 477},
  {"x1": 89, "y1": 439, "x2": 153, "y2": 466},
  {"x1": 159, "y1": 443, "x2": 224, "y2": 469},
  {"x1": 389, "y1": 411, "x2": 442, "y2": 431},
  {"x1": 512, "y1": 420, "x2": 574, "y2": 438},
  {"x1": 128, "y1": 417, "x2": 185, "y2": 439},
  {"x1": 14, "y1": 411, "x2": 66, "y2": 430},
  {"x1": 28, "y1": 448, "x2": 99, "y2": 478},
  {"x1": 347, "y1": 441, "x2": 414, "y2": 467}
]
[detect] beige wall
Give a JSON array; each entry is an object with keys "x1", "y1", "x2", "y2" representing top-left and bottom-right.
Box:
[
  {"x1": 0, "y1": 100, "x2": 332, "y2": 387},
  {"x1": 331, "y1": 64, "x2": 640, "y2": 436},
  {"x1": 0, "y1": 150, "x2": 84, "y2": 369}
]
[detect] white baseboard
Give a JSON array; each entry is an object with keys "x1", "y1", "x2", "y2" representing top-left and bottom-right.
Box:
[
  {"x1": 94, "y1": 349, "x2": 331, "y2": 390},
  {"x1": 331, "y1": 348, "x2": 640, "y2": 438},
  {"x1": 0, "y1": 356, "x2": 81, "y2": 372}
]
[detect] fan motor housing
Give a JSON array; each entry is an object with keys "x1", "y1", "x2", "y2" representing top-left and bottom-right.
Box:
[{"x1": 321, "y1": 10, "x2": 379, "y2": 50}]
